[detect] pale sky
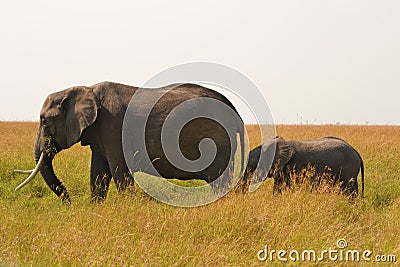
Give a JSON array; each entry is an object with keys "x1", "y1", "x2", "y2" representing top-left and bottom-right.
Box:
[{"x1": 0, "y1": 1, "x2": 399, "y2": 124}]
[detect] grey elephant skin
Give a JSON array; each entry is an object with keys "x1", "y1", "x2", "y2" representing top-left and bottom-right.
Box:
[
  {"x1": 19, "y1": 82, "x2": 245, "y2": 203},
  {"x1": 243, "y1": 136, "x2": 364, "y2": 197}
]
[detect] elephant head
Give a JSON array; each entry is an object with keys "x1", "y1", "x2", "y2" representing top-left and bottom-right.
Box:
[
  {"x1": 250, "y1": 136, "x2": 295, "y2": 185},
  {"x1": 269, "y1": 136, "x2": 294, "y2": 174},
  {"x1": 15, "y1": 86, "x2": 99, "y2": 203}
]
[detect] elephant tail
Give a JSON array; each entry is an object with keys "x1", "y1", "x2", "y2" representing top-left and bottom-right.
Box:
[
  {"x1": 239, "y1": 121, "x2": 245, "y2": 178},
  {"x1": 360, "y1": 153, "x2": 365, "y2": 198},
  {"x1": 354, "y1": 149, "x2": 365, "y2": 198}
]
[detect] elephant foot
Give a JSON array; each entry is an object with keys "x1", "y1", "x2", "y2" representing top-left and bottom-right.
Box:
[
  {"x1": 60, "y1": 191, "x2": 71, "y2": 205},
  {"x1": 90, "y1": 195, "x2": 107, "y2": 204}
]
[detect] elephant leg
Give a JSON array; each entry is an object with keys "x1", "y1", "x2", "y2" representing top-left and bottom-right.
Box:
[
  {"x1": 350, "y1": 177, "x2": 359, "y2": 197},
  {"x1": 273, "y1": 172, "x2": 284, "y2": 194},
  {"x1": 208, "y1": 156, "x2": 235, "y2": 197},
  {"x1": 90, "y1": 152, "x2": 112, "y2": 202},
  {"x1": 273, "y1": 179, "x2": 281, "y2": 194},
  {"x1": 341, "y1": 176, "x2": 359, "y2": 197},
  {"x1": 209, "y1": 168, "x2": 229, "y2": 196},
  {"x1": 241, "y1": 170, "x2": 253, "y2": 193},
  {"x1": 284, "y1": 171, "x2": 291, "y2": 190},
  {"x1": 108, "y1": 158, "x2": 134, "y2": 193},
  {"x1": 223, "y1": 152, "x2": 237, "y2": 194}
]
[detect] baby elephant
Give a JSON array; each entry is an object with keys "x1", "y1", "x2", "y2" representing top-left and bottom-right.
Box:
[{"x1": 243, "y1": 136, "x2": 364, "y2": 197}]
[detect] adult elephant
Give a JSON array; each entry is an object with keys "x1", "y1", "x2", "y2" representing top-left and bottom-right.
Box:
[
  {"x1": 15, "y1": 82, "x2": 245, "y2": 203},
  {"x1": 242, "y1": 136, "x2": 364, "y2": 197}
]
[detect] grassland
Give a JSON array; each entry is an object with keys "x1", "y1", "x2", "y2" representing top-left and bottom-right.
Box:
[{"x1": 0, "y1": 122, "x2": 399, "y2": 266}]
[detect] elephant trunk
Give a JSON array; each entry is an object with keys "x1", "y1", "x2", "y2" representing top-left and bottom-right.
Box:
[
  {"x1": 34, "y1": 128, "x2": 70, "y2": 203},
  {"x1": 39, "y1": 155, "x2": 70, "y2": 204}
]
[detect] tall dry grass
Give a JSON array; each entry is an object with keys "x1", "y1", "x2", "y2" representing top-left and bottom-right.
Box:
[{"x1": 0, "y1": 122, "x2": 399, "y2": 266}]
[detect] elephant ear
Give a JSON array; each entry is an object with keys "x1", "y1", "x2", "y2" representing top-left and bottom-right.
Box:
[
  {"x1": 61, "y1": 87, "x2": 99, "y2": 148},
  {"x1": 274, "y1": 137, "x2": 294, "y2": 169}
]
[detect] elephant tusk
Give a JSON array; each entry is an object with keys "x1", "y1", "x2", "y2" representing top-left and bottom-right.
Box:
[
  {"x1": 15, "y1": 152, "x2": 45, "y2": 191},
  {"x1": 14, "y1": 169, "x2": 34, "y2": 174}
]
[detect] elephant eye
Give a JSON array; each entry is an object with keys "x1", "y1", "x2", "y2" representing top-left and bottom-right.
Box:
[{"x1": 41, "y1": 117, "x2": 47, "y2": 125}]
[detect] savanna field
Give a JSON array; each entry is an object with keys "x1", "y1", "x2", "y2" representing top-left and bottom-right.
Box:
[{"x1": 0, "y1": 122, "x2": 399, "y2": 266}]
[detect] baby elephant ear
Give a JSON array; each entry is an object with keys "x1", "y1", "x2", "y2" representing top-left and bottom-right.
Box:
[
  {"x1": 61, "y1": 87, "x2": 99, "y2": 148},
  {"x1": 274, "y1": 137, "x2": 294, "y2": 169}
]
